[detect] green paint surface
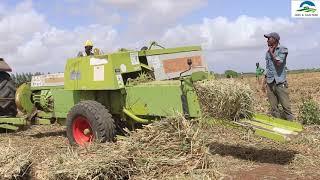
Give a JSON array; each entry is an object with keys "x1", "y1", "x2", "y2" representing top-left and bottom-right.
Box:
[
  {"x1": 0, "y1": 124, "x2": 19, "y2": 130},
  {"x1": 0, "y1": 118, "x2": 26, "y2": 125},
  {"x1": 16, "y1": 83, "x2": 34, "y2": 114},
  {"x1": 239, "y1": 113, "x2": 303, "y2": 142},
  {"x1": 125, "y1": 79, "x2": 202, "y2": 118},
  {"x1": 253, "y1": 114, "x2": 303, "y2": 132},
  {"x1": 52, "y1": 89, "x2": 80, "y2": 118},
  {"x1": 125, "y1": 82, "x2": 183, "y2": 116}
]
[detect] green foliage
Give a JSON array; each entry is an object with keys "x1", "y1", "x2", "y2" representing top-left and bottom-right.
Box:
[
  {"x1": 288, "y1": 68, "x2": 320, "y2": 74},
  {"x1": 224, "y1": 70, "x2": 239, "y2": 78},
  {"x1": 11, "y1": 72, "x2": 43, "y2": 87},
  {"x1": 298, "y1": 97, "x2": 320, "y2": 125}
]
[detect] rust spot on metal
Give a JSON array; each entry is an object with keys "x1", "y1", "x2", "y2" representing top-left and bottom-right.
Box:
[{"x1": 162, "y1": 56, "x2": 202, "y2": 73}]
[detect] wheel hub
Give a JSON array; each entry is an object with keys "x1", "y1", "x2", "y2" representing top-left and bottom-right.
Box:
[
  {"x1": 83, "y1": 128, "x2": 91, "y2": 135},
  {"x1": 72, "y1": 116, "x2": 94, "y2": 145}
]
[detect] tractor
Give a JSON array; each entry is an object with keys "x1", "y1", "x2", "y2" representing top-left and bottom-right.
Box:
[
  {"x1": 0, "y1": 58, "x2": 17, "y2": 117},
  {"x1": 0, "y1": 43, "x2": 302, "y2": 146}
]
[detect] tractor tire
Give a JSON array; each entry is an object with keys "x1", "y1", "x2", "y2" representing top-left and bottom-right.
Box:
[
  {"x1": 66, "y1": 100, "x2": 116, "y2": 146},
  {"x1": 0, "y1": 72, "x2": 17, "y2": 116}
]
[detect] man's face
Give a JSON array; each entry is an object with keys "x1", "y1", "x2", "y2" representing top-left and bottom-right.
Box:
[
  {"x1": 267, "y1": 37, "x2": 277, "y2": 47},
  {"x1": 85, "y1": 46, "x2": 93, "y2": 51}
]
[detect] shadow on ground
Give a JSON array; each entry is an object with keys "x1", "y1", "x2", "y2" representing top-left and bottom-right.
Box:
[{"x1": 209, "y1": 142, "x2": 297, "y2": 165}]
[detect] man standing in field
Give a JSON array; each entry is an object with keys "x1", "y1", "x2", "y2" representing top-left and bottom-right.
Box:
[{"x1": 262, "y1": 32, "x2": 294, "y2": 120}]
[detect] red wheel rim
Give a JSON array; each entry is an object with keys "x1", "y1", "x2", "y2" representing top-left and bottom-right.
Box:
[{"x1": 72, "y1": 116, "x2": 94, "y2": 145}]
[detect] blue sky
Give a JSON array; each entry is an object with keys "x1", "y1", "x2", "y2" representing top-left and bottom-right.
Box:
[{"x1": 0, "y1": 0, "x2": 319, "y2": 73}]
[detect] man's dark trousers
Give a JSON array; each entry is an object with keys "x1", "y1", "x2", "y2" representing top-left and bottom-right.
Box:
[{"x1": 267, "y1": 81, "x2": 294, "y2": 120}]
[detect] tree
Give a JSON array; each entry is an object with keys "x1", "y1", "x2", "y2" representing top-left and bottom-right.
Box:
[
  {"x1": 10, "y1": 72, "x2": 44, "y2": 87},
  {"x1": 224, "y1": 70, "x2": 239, "y2": 78}
]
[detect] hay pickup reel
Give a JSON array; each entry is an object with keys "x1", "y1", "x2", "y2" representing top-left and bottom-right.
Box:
[{"x1": 0, "y1": 43, "x2": 302, "y2": 145}]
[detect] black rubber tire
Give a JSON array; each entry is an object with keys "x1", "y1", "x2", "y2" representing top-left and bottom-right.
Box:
[
  {"x1": 66, "y1": 100, "x2": 116, "y2": 146},
  {"x1": 0, "y1": 72, "x2": 17, "y2": 116}
]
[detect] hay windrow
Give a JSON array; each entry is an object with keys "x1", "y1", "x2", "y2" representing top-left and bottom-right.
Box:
[
  {"x1": 35, "y1": 144, "x2": 134, "y2": 180},
  {"x1": 194, "y1": 79, "x2": 254, "y2": 120},
  {"x1": 0, "y1": 141, "x2": 32, "y2": 179},
  {"x1": 126, "y1": 117, "x2": 212, "y2": 178},
  {"x1": 35, "y1": 116, "x2": 282, "y2": 179},
  {"x1": 35, "y1": 117, "x2": 217, "y2": 179},
  {"x1": 36, "y1": 116, "x2": 305, "y2": 179}
]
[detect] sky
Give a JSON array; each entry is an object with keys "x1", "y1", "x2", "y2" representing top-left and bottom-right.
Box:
[{"x1": 0, "y1": 0, "x2": 319, "y2": 73}]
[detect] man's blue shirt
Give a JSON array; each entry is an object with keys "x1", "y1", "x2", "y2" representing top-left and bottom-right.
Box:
[{"x1": 265, "y1": 46, "x2": 288, "y2": 84}]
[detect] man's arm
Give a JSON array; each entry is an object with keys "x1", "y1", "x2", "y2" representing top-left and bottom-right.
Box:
[
  {"x1": 269, "y1": 47, "x2": 288, "y2": 66},
  {"x1": 262, "y1": 54, "x2": 267, "y2": 92}
]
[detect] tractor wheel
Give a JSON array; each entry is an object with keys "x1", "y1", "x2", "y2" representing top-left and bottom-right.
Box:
[
  {"x1": 66, "y1": 100, "x2": 116, "y2": 146},
  {"x1": 0, "y1": 72, "x2": 17, "y2": 116}
]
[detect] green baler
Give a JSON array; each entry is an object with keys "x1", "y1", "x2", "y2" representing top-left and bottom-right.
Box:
[{"x1": 1, "y1": 45, "x2": 302, "y2": 145}]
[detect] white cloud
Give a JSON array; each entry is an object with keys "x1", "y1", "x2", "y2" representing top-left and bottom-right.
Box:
[
  {"x1": 0, "y1": 2, "x2": 49, "y2": 54},
  {"x1": 161, "y1": 24, "x2": 204, "y2": 46},
  {"x1": 0, "y1": 0, "x2": 319, "y2": 74},
  {"x1": 101, "y1": 0, "x2": 207, "y2": 13},
  {"x1": 160, "y1": 16, "x2": 319, "y2": 73},
  {"x1": 201, "y1": 16, "x2": 295, "y2": 51},
  {"x1": 162, "y1": 16, "x2": 295, "y2": 51},
  {"x1": 8, "y1": 25, "x2": 118, "y2": 72},
  {"x1": 98, "y1": 0, "x2": 207, "y2": 37},
  {"x1": 0, "y1": 1, "x2": 118, "y2": 73}
]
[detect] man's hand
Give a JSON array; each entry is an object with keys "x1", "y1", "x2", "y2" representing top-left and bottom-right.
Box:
[
  {"x1": 268, "y1": 46, "x2": 282, "y2": 66},
  {"x1": 268, "y1": 46, "x2": 275, "y2": 54}
]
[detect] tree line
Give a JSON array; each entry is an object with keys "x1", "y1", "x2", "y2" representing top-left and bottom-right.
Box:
[{"x1": 11, "y1": 72, "x2": 43, "y2": 87}]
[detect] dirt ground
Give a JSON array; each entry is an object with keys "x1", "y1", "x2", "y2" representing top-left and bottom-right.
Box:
[{"x1": 0, "y1": 72, "x2": 319, "y2": 180}]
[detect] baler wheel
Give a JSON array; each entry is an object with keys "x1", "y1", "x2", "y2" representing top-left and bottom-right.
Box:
[
  {"x1": 66, "y1": 100, "x2": 116, "y2": 146},
  {"x1": 0, "y1": 72, "x2": 17, "y2": 116}
]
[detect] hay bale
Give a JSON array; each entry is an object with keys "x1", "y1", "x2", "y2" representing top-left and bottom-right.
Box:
[
  {"x1": 194, "y1": 79, "x2": 254, "y2": 120},
  {"x1": 0, "y1": 142, "x2": 32, "y2": 179}
]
